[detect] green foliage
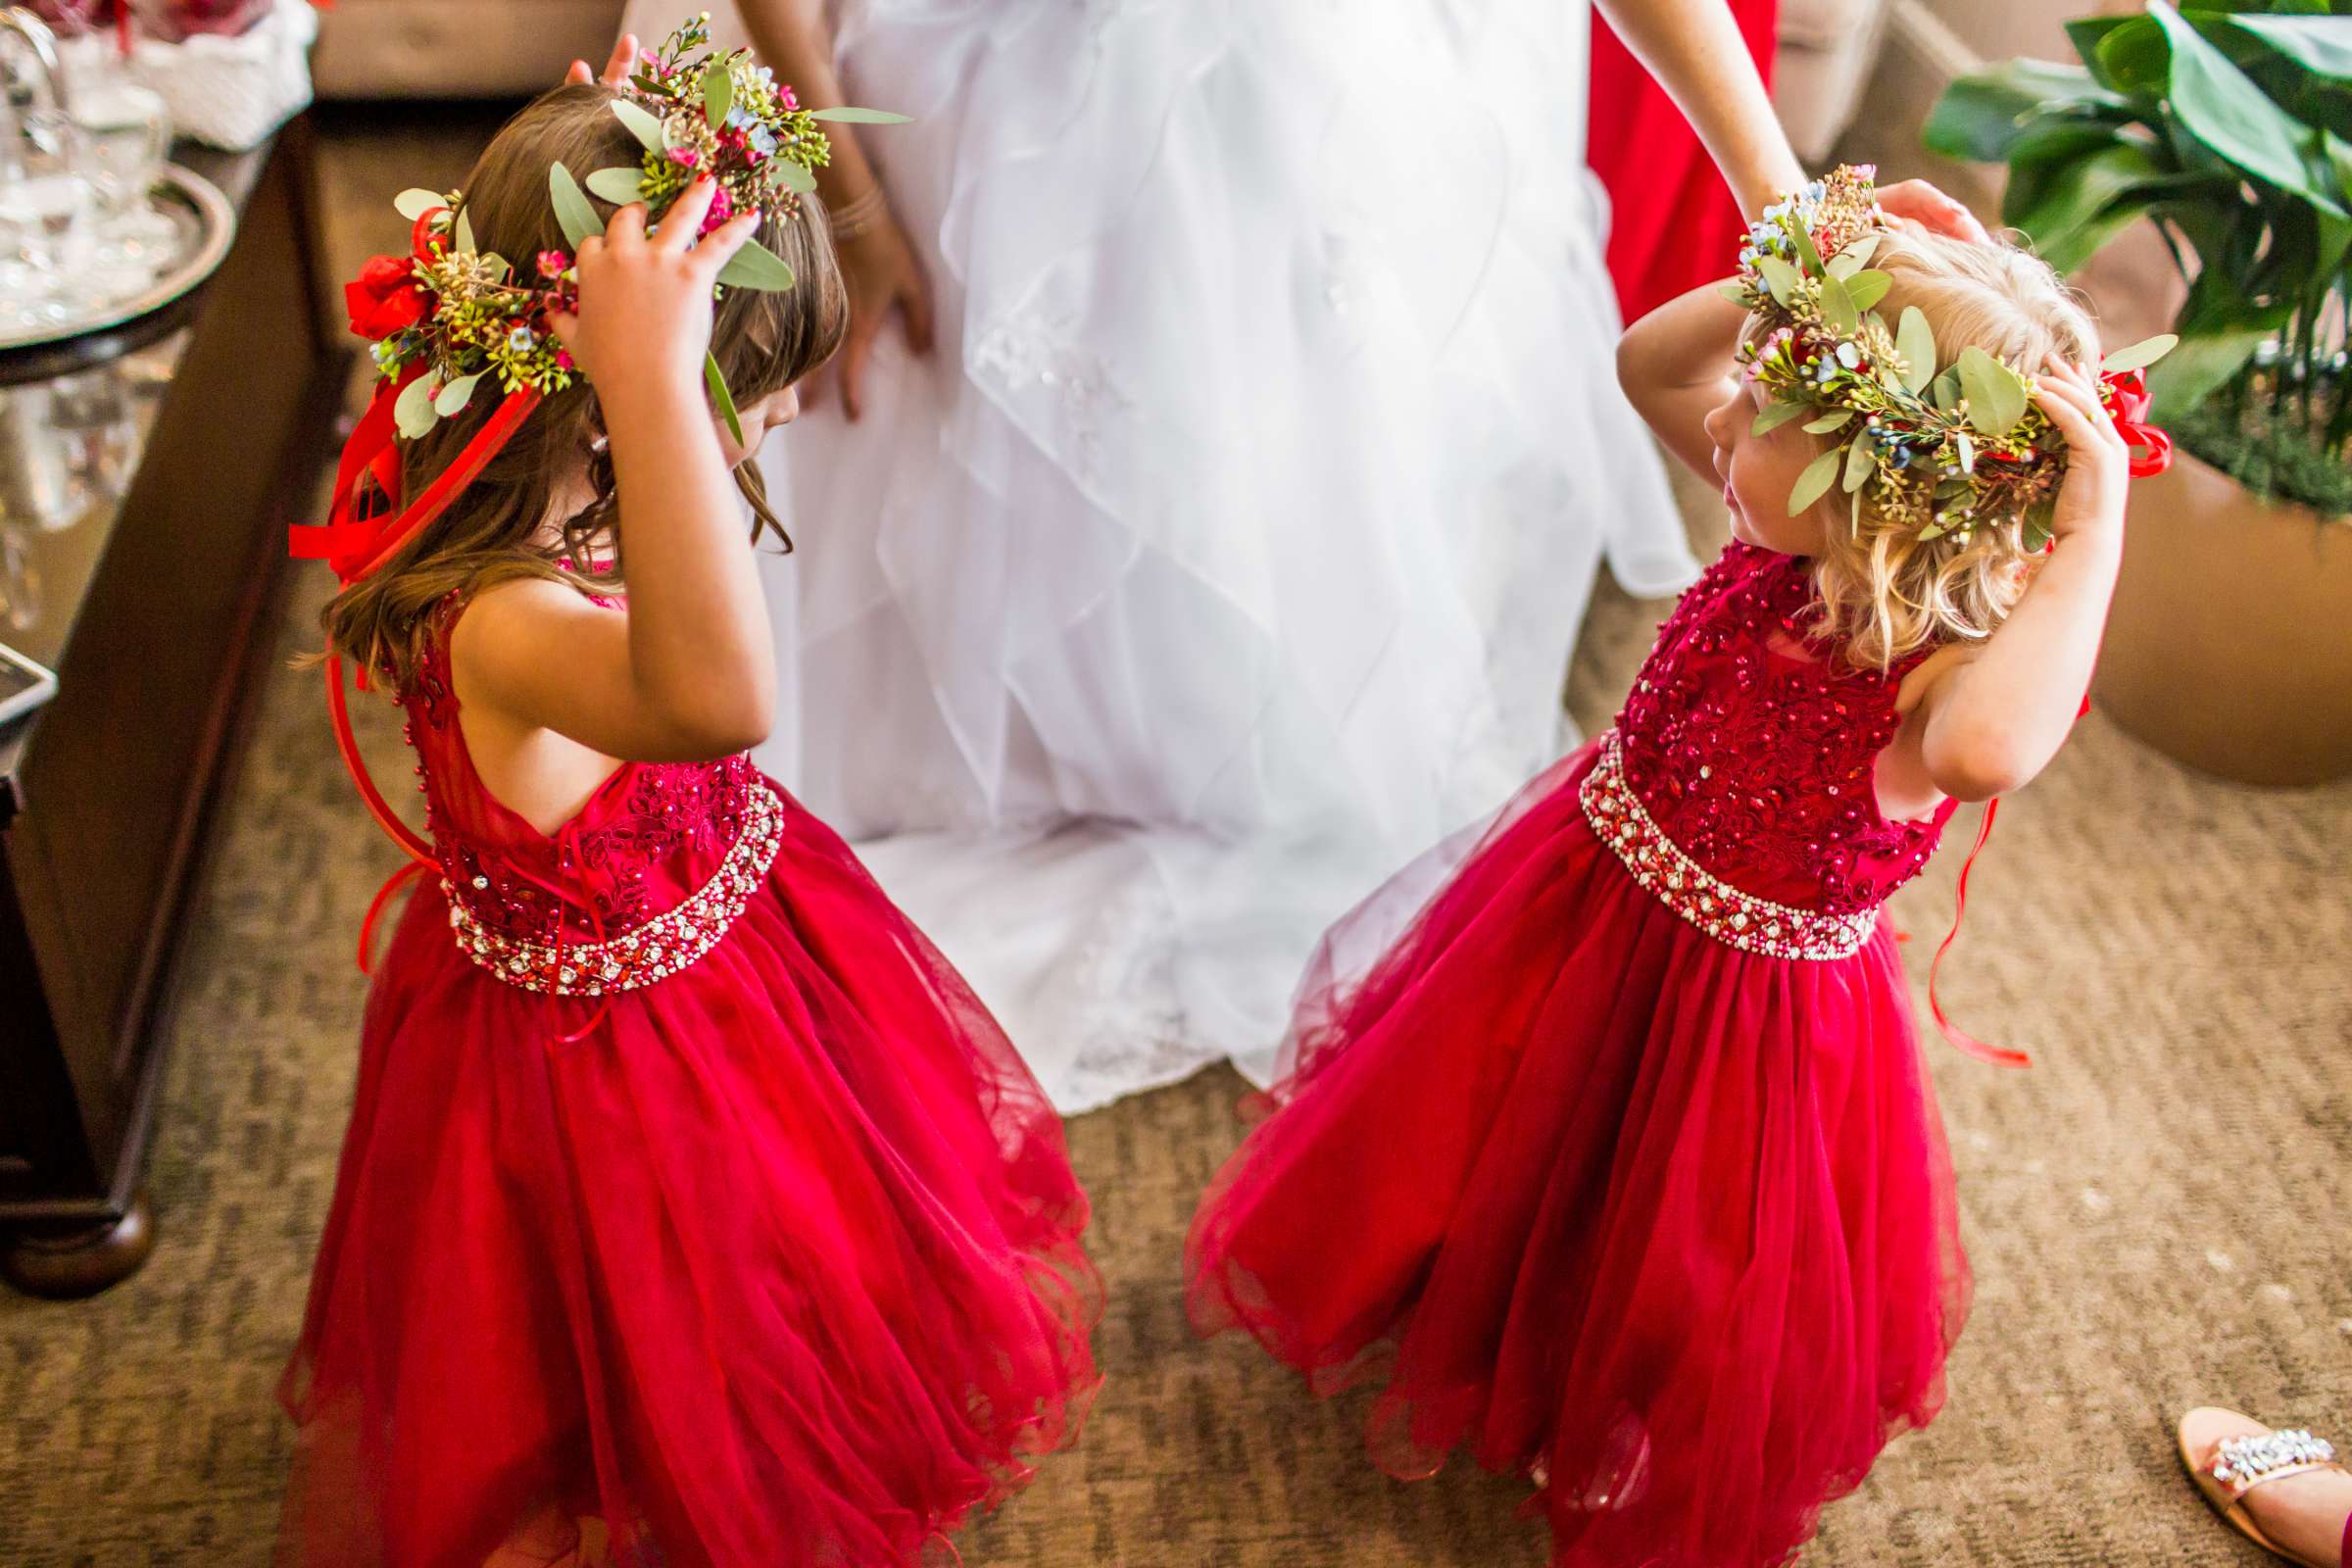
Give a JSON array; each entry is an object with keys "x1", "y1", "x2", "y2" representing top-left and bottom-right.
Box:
[{"x1": 1924, "y1": 0, "x2": 2352, "y2": 512}]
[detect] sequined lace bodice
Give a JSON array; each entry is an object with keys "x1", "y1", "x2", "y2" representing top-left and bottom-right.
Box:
[
  {"x1": 1611, "y1": 542, "x2": 1955, "y2": 916},
  {"x1": 399, "y1": 603, "x2": 766, "y2": 951}
]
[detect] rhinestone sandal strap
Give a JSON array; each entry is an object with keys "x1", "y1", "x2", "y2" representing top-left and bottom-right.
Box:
[{"x1": 2210, "y1": 1430, "x2": 2341, "y2": 1500}]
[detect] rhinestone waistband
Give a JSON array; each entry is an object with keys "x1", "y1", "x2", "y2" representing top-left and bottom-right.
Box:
[
  {"x1": 446, "y1": 780, "x2": 786, "y2": 996},
  {"x1": 1579, "y1": 731, "x2": 1876, "y2": 961}
]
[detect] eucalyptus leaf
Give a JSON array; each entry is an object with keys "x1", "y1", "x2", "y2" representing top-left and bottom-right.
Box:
[
  {"x1": 586, "y1": 167, "x2": 649, "y2": 205},
  {"x1": 393, "y1": 187, "x2": 445, "y2": 220},
  {"x1": 1818, "y1": 272, "x2": 1860, "y2": 335},
  {"x1": 809, "y1": 106, "x2": 912, "y2": 123},
  {"x1": 611, "y1": 98, "x2": 670, "y2": 154},
  {"x1": 1931, "y1": 368, "x2": 1963, "y2": 412},
  {"x1": 548, "y1": 162, "x2": 606, "y2": 249},
  {"x1": 1837, "y1": 234, "x2": 1881, "y2": 270},
  {"x1": 1841, "y1": 432, "x2": 1880, "y2": 494},
  {"x1": 1960, "y1": 346, "x2": 2030, "y2": 435},
  {"x1": 704, "y1": 59, "x2": 735, "y2": 129},
  {"x1": 1717, "y1": 281, "x2": 1752, "y2": 304},
  {"x1": 706, "y1": 352, "x2": 745, "y2": 446},
  {"x1": 1788, "y1": 447, "x2": 1842, "y2": 515},
  {"x1": 1827, "y1": 253, "x2": 1860, "y2": 281},
  {"x1": 1955, "y1": 431, "x2": 1978, "y2": 473},
  {"x1": 1803, "y1": 409, "x2": 1856, "y2": 433},
  {"x1": 394, "y1": 374, "x2": 442, "y2": 440},
  {"x1": 433, "y1": 371, "x2": 484, "y2": 416},
  {"x1": 1897, "y1": 306, "x2": 1939, "y2": 393},
  {"x1": 2100, "y1": 332, "x2": 2179, "y2": 374},
  {"x1": 1844, "y1": 270, "x2": 1892, "y2": 312},
  {"x1": 1791, "y1": 218, "x2": 1827, "y2": 280},
  {"x1": 772, "y1": 159, "x2": 816, "y2": 195},
  {"x1": 1756, "y1": 255, "x2": 1803, "y2": 307},
  {"x1": 453, "y1": 206, "x2": 476, "y2": 255},
  {"x1": 714, "y1": 237, "x2": 799, "y2": 291}
]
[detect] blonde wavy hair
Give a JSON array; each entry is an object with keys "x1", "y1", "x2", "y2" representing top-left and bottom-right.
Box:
[{"x1": 1792, "y1": 227, "x2": 2100, "y2": 670}]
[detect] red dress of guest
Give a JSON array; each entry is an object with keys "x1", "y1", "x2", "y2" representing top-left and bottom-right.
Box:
[
  {"x1": 1589, "y1": 1, "x2": 1781, "y2": 322},
  {"x1": 276, "y1": 594, "x2": 1101, "y2": 1568},
  {"x1": 1188, "y1": 542, "x2": 1969, "y2": 1568}
]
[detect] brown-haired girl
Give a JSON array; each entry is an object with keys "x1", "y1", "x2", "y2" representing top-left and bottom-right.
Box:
[{"x1": 278, "y1": 36, "x2": 1098, "y2": 1567}]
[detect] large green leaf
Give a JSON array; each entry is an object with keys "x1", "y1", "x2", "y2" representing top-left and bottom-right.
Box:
[
  {"x1": 2064, "y1": 17, "x2": 2143, "y2": 91},
  {"x1": 714, "y1": 236, "x2": 798, "y2": 291},
  {"x1": 2091, "y1": 15, "x2": 2176, "y2": 96},
  {"x1": 2224, "y1": 12, "x2": 2352, "y2": 80},
  {"x1": 2148, "y1": 1, "x2": 2343, "y2": 213},
  {"x1": 1923, "y1": 60, "x2": 2127, "y2": 163},
  {"x1": 2003, "y1": 138, "x2": 2168, "y2": 270},
  {"x1": 2146, "y1": 272, "x2": 2293, "y2": 419}
]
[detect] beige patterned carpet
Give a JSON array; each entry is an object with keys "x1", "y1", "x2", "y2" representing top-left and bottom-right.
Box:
[{"x1": 2, "y1": 109, "x2": 2347, "y2": 1567}]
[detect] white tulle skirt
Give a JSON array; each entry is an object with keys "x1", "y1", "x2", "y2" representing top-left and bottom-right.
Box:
[{"x1": 621, "y1": 0, "x2": 1696, "y2": 1111}]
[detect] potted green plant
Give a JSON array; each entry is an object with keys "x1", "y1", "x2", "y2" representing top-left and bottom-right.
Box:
[{"x1": 1926, "y1": 0, "x2": 2352, "y2": 785}]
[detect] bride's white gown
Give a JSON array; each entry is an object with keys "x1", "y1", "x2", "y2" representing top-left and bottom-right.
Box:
[{"x1": 623, "y1": 0, "x2": 1696, "y2": 1111}]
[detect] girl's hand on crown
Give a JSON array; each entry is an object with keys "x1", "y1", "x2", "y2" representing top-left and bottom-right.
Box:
[
  {"x1": 2032, "y1": 355, "x2": 2129, "y2": 546},
  {"x1": 546, "y1": 177, "x2": 761, "y2": 398}
]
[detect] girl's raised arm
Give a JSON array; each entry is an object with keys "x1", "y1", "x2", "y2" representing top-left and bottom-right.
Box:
[
  {"x1": 1914, "y1": 358, "x2": 2131, "y2": 801},
  {"x1": 454, "y1": 178, "x2": 779, "y2": 763}
]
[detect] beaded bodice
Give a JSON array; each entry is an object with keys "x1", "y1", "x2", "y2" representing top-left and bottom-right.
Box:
[
  {"x1": 397, "y1": 601, "x2": 775, "y2": 984},
  {"x1": 1610, "y1": 542, "x2": 1955, "y2": 917}
]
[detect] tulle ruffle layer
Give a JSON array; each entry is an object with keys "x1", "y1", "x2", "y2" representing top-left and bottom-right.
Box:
[
  {"x1": 1187, "y1": 744, "x2": 1968, "y2": 1568},
  {"x1": 277, "y1": 792, "x2": 1101, "y2": 1568}
]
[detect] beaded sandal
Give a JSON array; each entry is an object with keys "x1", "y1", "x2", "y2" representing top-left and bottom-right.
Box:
[{"x1": 2180, "y1": 1406, "x2": 2348, "y2": 1567}]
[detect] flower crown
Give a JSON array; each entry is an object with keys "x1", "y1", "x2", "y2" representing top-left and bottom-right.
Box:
[
  {"x1": 346, "y1": 13, "x2": 905, "y2": 457},
  {"x1": 1726, "y1": 165, "x2": 2175, "y2": 552}
]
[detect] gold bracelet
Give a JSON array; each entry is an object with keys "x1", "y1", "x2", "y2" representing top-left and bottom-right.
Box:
[{"x1": 827, "y1": 182, "x2": 890, "y2": 241}]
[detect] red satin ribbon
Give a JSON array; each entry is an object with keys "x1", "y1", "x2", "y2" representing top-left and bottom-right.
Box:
[
  {"x1": 1922, "y1": 691, "x2": 2093, "y2": 1067},
  {"x1": 1925, "y1": 799, "x2": 2029, "y2": 1068},
  {"x1": 294, "y1": 373, "x2": 545, "y2": 971}
]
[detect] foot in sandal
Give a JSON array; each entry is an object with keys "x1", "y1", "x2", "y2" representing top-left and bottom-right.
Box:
[{"x1": 2180, "y1": 1407, "x2": 2352, "y2": 1568}]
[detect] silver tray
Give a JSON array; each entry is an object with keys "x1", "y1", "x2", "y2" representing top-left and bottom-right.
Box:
[{"x1": 0, "y1": 165, "x2": 236, "y2": 353}]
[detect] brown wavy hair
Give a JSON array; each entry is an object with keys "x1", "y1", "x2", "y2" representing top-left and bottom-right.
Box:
[{"x1": 318, "y1": 83, "x2": 848, "y2": 688}]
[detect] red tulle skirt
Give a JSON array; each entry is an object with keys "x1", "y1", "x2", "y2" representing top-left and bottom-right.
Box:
[
  {"x1": 278, "y1": 788, "x2": 1101, "y2": 1568},
  {"x1": 1187, "y1": 742, "x2": 1967, "y2": 1568}
]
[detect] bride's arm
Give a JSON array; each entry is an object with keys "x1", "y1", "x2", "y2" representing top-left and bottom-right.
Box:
[
  {"x1": 730, "y1": 0, "x2": 883, "y2": 212},
  {"x1": 1592, "y1": 0, "x2": 1804, "y2": 217},
  {"x1": 730, "y1": 0, "x2": 935, "y2": 420}
]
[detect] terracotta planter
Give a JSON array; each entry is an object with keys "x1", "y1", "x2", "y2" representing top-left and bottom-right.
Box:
[{"x1": 2094, "y1": 448, "x2": 2352, "y2": 785}]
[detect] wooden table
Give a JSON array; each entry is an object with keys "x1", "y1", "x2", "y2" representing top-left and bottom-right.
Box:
[{"x1": 0, "y1": 117, "x2": 348, "y2": 1297}]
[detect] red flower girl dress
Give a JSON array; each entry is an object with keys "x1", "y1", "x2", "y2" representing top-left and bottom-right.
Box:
[
  {"x1": 1188, "y1": 541, "x2": 1972, "y2": 1568},
  {"x1": 276, "y1": 597, "x2": 1101, "y2": 1568}
]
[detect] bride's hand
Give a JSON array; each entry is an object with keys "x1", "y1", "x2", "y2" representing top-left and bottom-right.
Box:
[
  {"x1": 1877, "y1": 178, "x2": 1994, "y2": 245},
  {"x1": 820, "y1": 211, "x2": 935, "y2": 422},
  {"x1": 565, "y1": 32, "x2": 640, "y2": 88}
]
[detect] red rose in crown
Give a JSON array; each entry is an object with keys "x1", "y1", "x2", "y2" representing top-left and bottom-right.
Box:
[{"x1": 344, "y1": 253, "x2": 431, "y2": 340}]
